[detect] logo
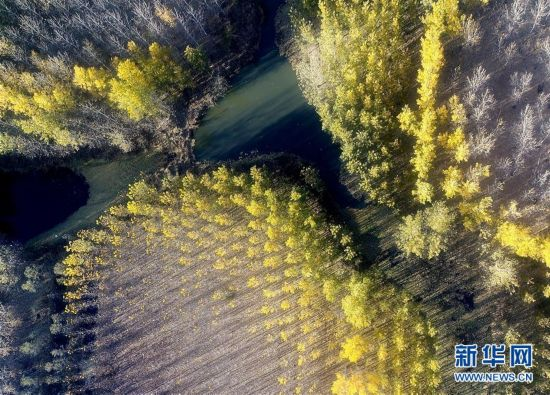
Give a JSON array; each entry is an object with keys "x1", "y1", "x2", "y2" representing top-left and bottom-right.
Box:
[{"x1": 454, "y1": 343, "x2": 533, "y2": 383}]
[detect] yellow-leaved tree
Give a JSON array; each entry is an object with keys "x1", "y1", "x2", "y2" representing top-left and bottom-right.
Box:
[
  {"x1": 496, "y1": 222, "x2": 550, "y2": 267},
  {"x1": 398, "y1": 0, "x2": 462, "y2": 204},
  {"x1": 0, "y1": 69, "x2": 77, "y2": 146},
  {"x1": 396, "y1": 201, "x2": 456, "y2": 259},
  {"x1": 340, "y1": 334, "x2": 369, "y2": 363},
  {"x1": 332, "y1": 371, "x2": 387, "y2": 395}
]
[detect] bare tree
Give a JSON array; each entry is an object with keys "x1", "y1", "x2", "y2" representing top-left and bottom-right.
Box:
[
  {"x1": 510, "y1": 71, "x2": 533, "y2": 101},
  {"x1": 535, "y1": 168, "x2": 549, "y2": 193},
  {"x1": 462, "y1": 15, "x2": 482, "y2": 47},
  {"x1": 0, "y1": 365, "x2": 16, "y2": 394},
  {"x1": 540, "y1": 36, "x2": 550, "y2": 76},
  {"x1": 497, "y1": 157, "x2": 514, "y2": 177},
  {"x1": 536, "y1": 91, "x2": 550, "y2": 119},
  {"x1": 0, "y1": 302, "x2": 19, "y2": 357},
  {"x1": 504, "y1": 42, "x2": 518, "y2": 64},
  {"x1": 487, "y1": 179, "x2": 505, "y2": 195},
  {"x1": 514, "y1": 104, "x2": 538, "y2": 164},
  {"x1": 505, "y1": 0, "x2": 529, "y2": 31},
  {"x1": 530, "y1": 0, "x2": 550, "y2": 31},
  {"x1": 472, "y1": 88, "x2": 495, "y2": 123},
  {"x1": 466, "y1": 65, "x2": 490, "y2": 93},
  {"x1": 541, "y1": 119, "x2": 550, "y2": 144},
  {"x1": 469, "y1": 128, "x2": 496, "y2": 158}
]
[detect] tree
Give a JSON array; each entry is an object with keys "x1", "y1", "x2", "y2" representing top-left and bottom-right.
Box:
[
  {"x1": 21, "y1": 264, "x2": 40, "y2": 293},
  {"x1": 396, "y1": 213, "x2": 425, "y2": 257},
  {"x1": 331, "y1": 372, "x2": 386, "y2": 395},
  {"x1": 184, "y1": 46, "x2": 208, "y2": 72},
  {"x1": 496, "y1": 222, "x2": 550, "y2": 267},
  {"x1": 341, "y1": 275, "x2": 375, "y2": 329},
  {"x1": 340, "y1": 335, "x2": 368, "y2": 363},
  {"x1": 19, "y1": 340, "x2": 41, "y2": 356},
  {"x1": 483, "y1": 249, "x2": 519, "y2": 293},
  {"x1": 0, "y1": 246, "x2": 18, "y2": 291},
  {"x1": 441, "y1": 166, "x2": 463, "y2": 198},
  {"x1": 458, "y1": 197, "x2": 493, "y2": 231},
  {"x1": 396, "y1": 202, "x2": 456, "y2": 259},
  {"x1": 73, "y1": 66, "x2": 111, "y2": 95},
  {"x1": 108, "y1": 57, "x2": 162, "y2": 120}
]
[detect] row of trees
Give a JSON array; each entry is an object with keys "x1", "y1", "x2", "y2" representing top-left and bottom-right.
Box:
[
  {"x1": 0, "y1": 243, "x2": 70, "y2": 394},
  {"x1": 0, "y1": 245, "x2": 19, "y2": 394},
  {"x1": 398, "y1": 0, "x2": 461, "y2": 204}
]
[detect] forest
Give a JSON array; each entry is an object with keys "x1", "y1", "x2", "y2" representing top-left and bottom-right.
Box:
[
  {"x1": 284, "y1": 0, "x2": 549, "y2": 391},
  {"x1": 1, "y1": 0, "x2": 549, "y2": 393},
  {"x1": 0, "y1": 0, "x2": 260, "y2": 160},
  {"x1": 57, "y1": 159, "x2": 439, "y2": 393}
]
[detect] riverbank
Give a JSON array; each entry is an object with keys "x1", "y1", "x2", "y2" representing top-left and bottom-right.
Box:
[{"x1": 0, "y1": 1, "x2": 269, "y2": 249}]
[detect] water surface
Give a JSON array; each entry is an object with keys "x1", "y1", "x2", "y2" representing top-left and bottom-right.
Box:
[
  {"x1": 0, "y1": 168, "x2": 89, "y2": 242},
  {"x1": 27, "y1": 153, "x2": 162, "y2": 246}
]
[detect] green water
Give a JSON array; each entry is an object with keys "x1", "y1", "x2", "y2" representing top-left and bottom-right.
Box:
[
  {"x1": 195, "y1": 52, "x2": 311, "y2": 159},
  {"x1": 195, "y1": 51, "x2": 357, "y2": 206}
]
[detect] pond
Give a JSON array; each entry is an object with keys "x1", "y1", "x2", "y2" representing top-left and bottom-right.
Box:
[{"x1": 25, "y1": 153, "x2": 163, "y2": 246}]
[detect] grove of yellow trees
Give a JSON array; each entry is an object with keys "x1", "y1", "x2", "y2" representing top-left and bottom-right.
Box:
[
  {"x1": 0, "y1": 40, "x2": 206, "y2": 152},
  {"x1": 59, "y1": 163, "x2": 441, "y2": 393},
  {"x1": 0, "y1": 64, "x2": 77, "y2": 146},
  {"x1": 74, "y1": 42, "x2": 195, "y2": 121},
  {"x1": 291, "y1": 0, "x2": 423, "y2": 206}
]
